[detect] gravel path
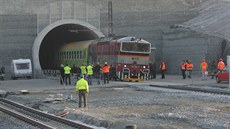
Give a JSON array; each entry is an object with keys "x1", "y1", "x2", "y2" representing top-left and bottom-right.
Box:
[{"x1": 4, "y1": 84, "x2": 230, "y2": 129}]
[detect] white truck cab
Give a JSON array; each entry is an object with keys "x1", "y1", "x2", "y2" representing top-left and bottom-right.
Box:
[{"x1": 11, "y1": 59, "x2": 32, "y2": 80}]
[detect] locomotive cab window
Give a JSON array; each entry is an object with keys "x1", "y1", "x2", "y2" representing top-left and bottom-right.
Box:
[{"x1": 121, "y1": 42, "x2": 150, "y2": 53}]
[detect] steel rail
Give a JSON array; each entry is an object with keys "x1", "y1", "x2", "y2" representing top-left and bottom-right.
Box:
[
  {"x1": 149, "y1": 84, "x2": 230, "y2": 95},
  {"x1": 0, "y1": 104, "x2": 55, "y2": 129},
  {"x1": 0, "y1": 98, "x2": 97, "y2": 129}
]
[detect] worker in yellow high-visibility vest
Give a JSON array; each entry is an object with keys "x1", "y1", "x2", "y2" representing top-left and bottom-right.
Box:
[
  {"x1": 64, "y1": 64, "x2": 71, "y2": 85},
  {"x1": 87, "y1": 64, "x2": 93, "y2": 85},
  {"x1": 76, "y1": 75, "x2": 89, "y2": 108}
]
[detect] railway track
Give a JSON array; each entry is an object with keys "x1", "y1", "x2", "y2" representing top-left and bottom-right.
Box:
[
  {"x1": 149, "y1": 84, "x2": 230, "y2": 95},
  {"x1": 0, "y1": 98, "x2": 99, "y2": 129}
]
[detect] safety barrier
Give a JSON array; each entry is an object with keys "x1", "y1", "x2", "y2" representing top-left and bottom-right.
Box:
[{"x1": 43, "y1": 70, "x2": 60, "y2": 77}]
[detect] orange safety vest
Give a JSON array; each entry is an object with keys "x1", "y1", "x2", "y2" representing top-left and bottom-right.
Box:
[
  {"x1": 102, "y1": 65, "x2": 110, "y2": 73},
  {"x1": 186, "y1": 63, "x2": 193, "y2": 71},
  {"x1": 217, "y1": 61, "x2": 225, "y2": 70},
  {"x1": 160, "y1": 63, "x2": 166, "y2": 70},
  {"x1": 200, "y1": 62, "x2": 208, "y2": 71},
  {"x1": 181, "y1": 63, "x2": 186, "y2": 70}
]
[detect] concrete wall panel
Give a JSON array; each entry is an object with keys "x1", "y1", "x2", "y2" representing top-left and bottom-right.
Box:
[
  {"x1": 162, "y1": 29, "x2": 222, "y2": 74},
  {"x1": 0, "y1": 15, "x2": 36, "y2": 79}
]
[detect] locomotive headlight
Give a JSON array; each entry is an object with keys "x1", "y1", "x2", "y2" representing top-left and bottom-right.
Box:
[
  {"x1": 143, "y1": 66, "x2": 146, "y2": 68},
  {"x1": 124, "y1": 65, "x2": 127, "y2": 67}
]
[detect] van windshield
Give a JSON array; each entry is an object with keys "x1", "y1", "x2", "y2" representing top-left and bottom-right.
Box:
[{"x1": 16, "y1": 63, "x2": 29, "y2": 70}]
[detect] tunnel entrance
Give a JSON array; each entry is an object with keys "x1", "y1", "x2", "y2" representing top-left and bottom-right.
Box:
[
  {"x1": 33, "y1": 20, "x2": 104, "y2": 77},
  {"x1": 40, "y1": 24, "x2": 99, "y2": 69}
]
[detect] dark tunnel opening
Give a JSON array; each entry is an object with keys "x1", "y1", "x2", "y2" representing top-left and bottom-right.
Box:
[{"x1": 39, "y1": 24, "x2": 99, "y2": 70}]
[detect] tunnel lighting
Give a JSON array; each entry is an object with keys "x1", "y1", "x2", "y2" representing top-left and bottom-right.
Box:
[{"x1": 68, "y1": 29, "x2": 79, "y2": 33}]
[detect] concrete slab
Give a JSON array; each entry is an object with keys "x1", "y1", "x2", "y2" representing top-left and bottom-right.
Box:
[
  {"x1": 0, "y1": 74, "x2": 229, "y2": 94},
  {"x1": 19, "y1": 90, "x2": 29, "y2": 94},
  {"x1": 0, "y1": 90, "x2": 7, "y2": 97}
]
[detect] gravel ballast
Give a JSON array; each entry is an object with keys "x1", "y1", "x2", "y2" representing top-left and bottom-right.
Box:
[{"x1": 4, "y1": 83, "x2": 230, "y2": 129}]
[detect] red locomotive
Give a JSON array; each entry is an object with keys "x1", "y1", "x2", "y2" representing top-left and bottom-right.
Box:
[{"x1": 89, "y1": 36, "x2": 151, "y2": 81}]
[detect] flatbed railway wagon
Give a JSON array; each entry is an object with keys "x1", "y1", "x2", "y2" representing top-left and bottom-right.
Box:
[{"x1": 56, "y1": 36, "x2": 152, "y2": 81}]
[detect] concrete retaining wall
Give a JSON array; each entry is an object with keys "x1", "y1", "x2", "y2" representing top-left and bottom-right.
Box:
[
  {"x1": 0, "y1": 15, "x2": 37, "y2": 79},
  {"x1": 162, "y1": 28, "x2": 222, "y2": 74}
]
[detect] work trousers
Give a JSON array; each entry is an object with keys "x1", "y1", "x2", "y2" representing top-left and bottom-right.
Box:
[
  {"x1": 60, "y1": 74, "x2": 65, "y2": 85},
  {"x1": 181, "y1": 69, "x2": 186, "y2": 79},
  {"x1": 95, "y1": 72, "x2": 100, "y2": 84},
  {"x1": 72, "y1": 73, "x2": 79, "y2": 84},
  {"x1": 201, "y1": 70, "x2": 207, "y2": 80},
  {"x1": 87, "y1": 75, "x2": 92, "y2": 85},
  {"x1": 103, "y1": 72, "x2": 109, "y2": 84},
  {"x1": 65, "y1": 74, "x2": 71, "y2": 85},
  {"x1": 187, "y1": 70, "x2": 192, "y2": 78},
  {"x1": 161, "y1": 70, "x2": 165, "y2": 79},
  {"x1": 78, "y1": 90, "x2": 87, "y2": 108}
]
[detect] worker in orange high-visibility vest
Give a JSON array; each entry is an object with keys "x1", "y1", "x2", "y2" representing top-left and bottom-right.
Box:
[
  {"x1": 102, "y1": 62, "x2": 110, "y2": 84},
  {"x1": 181, "y1": 60, "x2": 187, "y2": 79},
  {"x1": 217, "y1": 58, "x2": 225, "y2": 71},
  {"x1": 186, "y1": 60, "x2": 194, "y2": 79},
  {"x1": 160, "y1": 61, "x2": 166, "y2": 79},
  {"x1": 200, "y1": 59, "x2": 208, "y2": 80}
]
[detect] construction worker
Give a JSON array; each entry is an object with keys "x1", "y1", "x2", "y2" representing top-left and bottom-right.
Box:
[
  {"x1": 186, "y1": 60, "x2": 194, "y2": 79},
  {"x1": 217, "y1": 58, "x2": 225, "y2": 71},
  {"x1": 181, "y1": 60, "x2": 187, "y2": 79},
  {"x1": 71, "y1": 64, "x2": 78, "y2": 83},
  {"x1": 87, "y1": 64, "x2": 93, "y2": 85},
  {"x1": 160, "y1": 60, "x2": 166, "y2": 79},
  {"x1": 59, "y1": 64, "x2": 64, "y2": 85},
  {"x1": 200, "y1": 59, "x2": 208, "y2": 80},
  {"x1": 109, "y1": 64, "x2": 116, "y2": 80},
  {"x1": 76, "y1": 75, "x2": 89, "y2": 108},
  {"x1": 64, "y1": 64, "x2": 71, "y2": 85},
  {"x1": 80, "y1": 63, "x2": 87, "y2": 79},
  {"x1": 0, "y1": 65, "x2": 5, "y2": 75},
  {"x1": 210, "y1": 60, "x2": 216, "y2": 79},
  {"x1": 93, "y1": 62, "x2": 101, "y2": 84},
  {"x1": 149, "y1": 62, "x2": 156, "y2": 79},
  {"x1": 76, "y1": 65, "x2": 81, "y2": 81},
  {"x1": 102, "y1": 62, "x2": 110, "y2": 84},
  {"x1": 0, "y1": 65, "x2": 5, "y2": 80}
]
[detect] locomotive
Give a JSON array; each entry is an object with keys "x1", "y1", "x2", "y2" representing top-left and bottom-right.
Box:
[{"x1": 56, "y1": 36, "x2": 151, "y2": 80}]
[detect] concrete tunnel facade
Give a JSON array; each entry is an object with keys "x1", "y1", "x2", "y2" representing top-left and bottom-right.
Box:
[{"x1": 33, "y1": 19, "x2": 104, "y2": 77}]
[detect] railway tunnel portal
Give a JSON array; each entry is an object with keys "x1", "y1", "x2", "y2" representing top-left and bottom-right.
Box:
[{"x1": 32, "y1": 1, "x2": 104, "y2": 78}]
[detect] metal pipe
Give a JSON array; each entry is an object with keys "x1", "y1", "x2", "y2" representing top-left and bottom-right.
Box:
[{"x1": 126, "y1": 125, "x2": 137, "y2": 129}]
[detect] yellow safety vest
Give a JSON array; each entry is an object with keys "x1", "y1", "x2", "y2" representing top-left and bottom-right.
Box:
[
  {"x1": 64, "y1": 66, "x2": 71, "y2": 74},
  {"x1": 80, "y1": 66, "x2": 87, "y2": 74},
  {"x1": 76, "y1": 78, "x2": 89, "y2": 93},
  {"x1": 87, "y1": 65, "x2": 93, "y2": 75}
]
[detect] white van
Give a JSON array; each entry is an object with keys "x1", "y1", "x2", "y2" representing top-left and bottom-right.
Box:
[{"x1": 11, "y1": 59, "x2": 32, "y2": 80}]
